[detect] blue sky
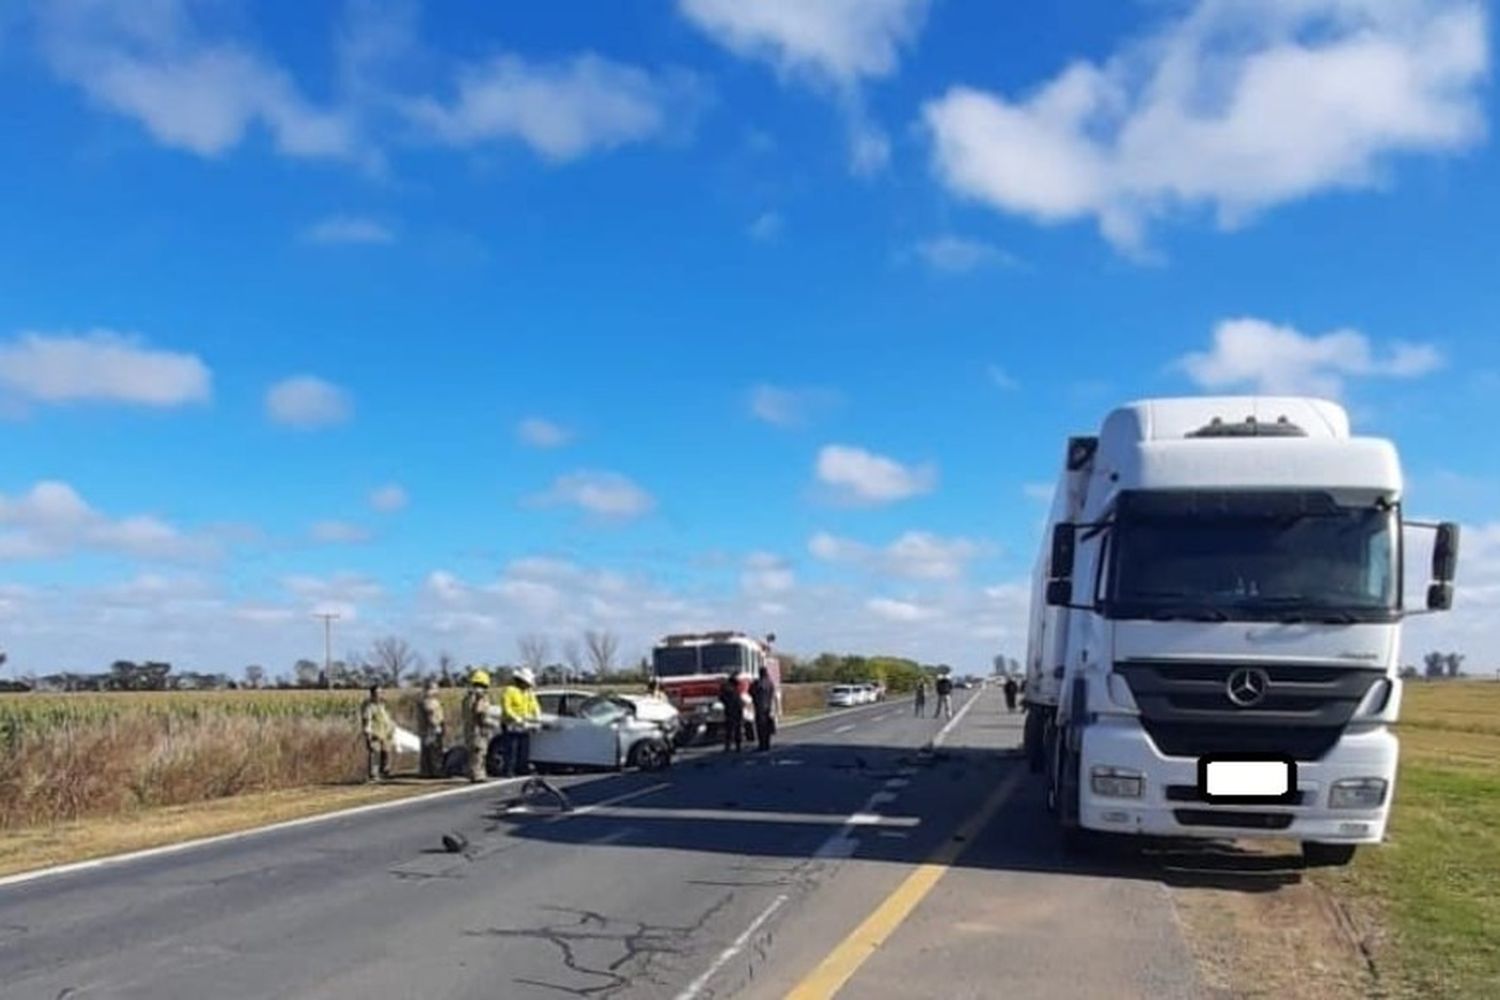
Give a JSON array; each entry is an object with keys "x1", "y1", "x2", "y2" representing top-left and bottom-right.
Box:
[{"x1": 1, "y1": 0, "x2": 1498, "y2": 675}]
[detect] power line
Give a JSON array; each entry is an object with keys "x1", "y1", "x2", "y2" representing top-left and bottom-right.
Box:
[{"x1": 313, "y1": 612, "x2": 340, "y2": 688}]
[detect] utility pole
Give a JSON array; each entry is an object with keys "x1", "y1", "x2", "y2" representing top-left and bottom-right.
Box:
[{"x1": 314, "y1": 612, "x2": 340, "y2": 688}]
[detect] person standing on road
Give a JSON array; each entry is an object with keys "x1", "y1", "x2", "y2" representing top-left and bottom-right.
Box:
[
  {"x1": 751, "y1": 666, "x2": 777, "y2": 753},
  {"x1": 501, "y1": 667, "x2": 543, "y2": 777},
  {"x1": 461, "y1": 670, "x2": 494, "y2": 783},
  {"x1": 914, "y1": 679, "x2": 928, "y2": 717},
  {"x1": 1003, "y1": 675, "x2": 1019, "y2": 713},
  {"x1": 360, "y1": 685, "x2": 395, "y2": 783},
  {"x1": 935, "y1": 673, "x2": 955, "y2": 720},
  {"x1": 418, "y1": 679, "x2": 446, "y2": 778},
  {"x1": 719, "y1": 672, "x2": 745, "y2": 753}
]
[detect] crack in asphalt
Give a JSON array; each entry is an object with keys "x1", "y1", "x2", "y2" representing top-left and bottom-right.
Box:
[{"x1": 467, "y1": 895, "x2": 735, "y2": 998}]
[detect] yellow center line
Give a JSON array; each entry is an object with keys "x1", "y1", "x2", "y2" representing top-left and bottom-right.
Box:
[{"x1": 784, "y1": 764, "x2": 1026, "y2": 1000}]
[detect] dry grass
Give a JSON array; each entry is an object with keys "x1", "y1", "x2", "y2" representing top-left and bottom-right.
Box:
[{"x1": 0, "y1": 780, "x2": 459, "y2": 879}]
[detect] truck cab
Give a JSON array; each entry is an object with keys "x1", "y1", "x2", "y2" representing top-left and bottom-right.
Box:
[
  {"x1": 1026, "y1": 397, "x2": 1460, "y2": 865},
  {"x1": 651, "y1": 631, "x2": 782, "y2": 745}
]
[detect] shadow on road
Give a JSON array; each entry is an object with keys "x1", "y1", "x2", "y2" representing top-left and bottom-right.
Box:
[{"x1": 486, "y1": 735, "x2": 1309, "y2": 897}]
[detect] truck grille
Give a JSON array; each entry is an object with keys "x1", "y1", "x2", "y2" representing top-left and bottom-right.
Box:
[
  {"x1": 1173, "y1": 809, "x2": 1294, "y2": 831},
  {"x1": 1115, "y1": 659, "x2": 1385, "y2": 762}
]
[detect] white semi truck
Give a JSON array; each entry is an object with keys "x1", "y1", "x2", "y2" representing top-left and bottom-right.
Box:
[{"x1": 1023, "y1": 397, "x2": 1460, "y2": 866}]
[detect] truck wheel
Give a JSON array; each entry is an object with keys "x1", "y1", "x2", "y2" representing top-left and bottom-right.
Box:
[
  {"x1": 1302, "y1": 842, "x2": 1358, "y2": 867},
  {"x1": 629, "y1": 739, "x2": 671, "y2": 772}
]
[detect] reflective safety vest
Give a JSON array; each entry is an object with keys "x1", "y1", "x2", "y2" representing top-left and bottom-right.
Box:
[{"x1": 501, "y1": 685, "x2": 541, "y2": 728}]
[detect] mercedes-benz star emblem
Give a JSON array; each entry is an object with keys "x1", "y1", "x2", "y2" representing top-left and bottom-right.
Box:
[{"x1": 1225, "y1": 667, "x2": 1270, "y2": 707}]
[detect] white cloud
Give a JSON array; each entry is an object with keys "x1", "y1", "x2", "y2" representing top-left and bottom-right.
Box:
[
  {"x1": 679, "y1": 0, "x2": 929, "y2": 175},
  {"x1": 987, "y1": 365, "x2": 1020, "y2": 391},
  {"x1": 914, "y1": 236, "x2": 1017, "y2": 273},
  {"x1": 302, "y1": 216, "x2": 394, "y2": 245},
  {"x1": 369, "y1": 484, "x2": 408, "y2": 513},
  {"x1": 866, "y1": 596, "x2": 936, "y2": 622},
  {"x1": 0, "y1": 480, "x2": 216, "y2": 562},
  {"x1": 816, "y1": 444, "x2": 936, "y2": 504},
  {"x1": 1023, "y1": 482, "x2": 1055, "y2": 503},
  {"x1": 531, "y1": 471, "x2": 655, "y2": 520},
  {"x1": 748, "y1": 211, "x2": 784, "y2": 242},
  {"x1": 1175, "y1": 318, "x2": 1444, "y2": 398},
  {"x1": 37, "y1": 0, "x2": 359, "y2": 161},
  {"x1": 923, "y1": 0, "x2": 1489, "y2": 253},
  {"x1": 0, "y1": 330, "x2": 210, "y2": 407},
  {"x1": 265, "y1": 375, "x2": 353, "y2": 429},
  {"x1": 679, "y1": 0, "x2": 929, "y2": 85},
  {"x1": 810, "y1": 530, "x2": 984, "y2": 580},
  {"x1": 309, "y1": 520, "x2": 371, "y2": 545},
  {"x1": 749, "y1": 384, "x2": 839, "y2": 428},
  {"x1": 517, "y1": 417, "x2": 573, "y2": 449},
  {"x1": 405, "y1": 53, "x2": 698, "y2": 162},
  {"x1": 742, "y1": 552, "x2": 796, "y2": 596}
]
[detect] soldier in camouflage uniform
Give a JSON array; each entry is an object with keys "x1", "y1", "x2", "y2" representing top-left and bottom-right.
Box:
[
  {"x1": 418, "y1": 679, "x2": 446, "y2": 778},
  {"x1": 360, "y1": 685, "x2": 395, "y2": 782},
  {"x1": 461, "y1": 670, "x2": 494, "y2": 783}
]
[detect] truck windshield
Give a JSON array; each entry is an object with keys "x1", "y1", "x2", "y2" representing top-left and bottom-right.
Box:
[
  {"x1": 652, "y1": 647, "x2": 700, "y2": 677},
  {"x1": 1109, "y1": 506, "x2": 1397, "y2": 621},
  {"x1": 699, "y1": 644, "x2": 747, "y2": 673}
]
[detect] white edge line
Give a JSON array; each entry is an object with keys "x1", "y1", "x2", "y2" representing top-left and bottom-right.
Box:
[
  {"x1": 673, "y1": 893, "x2": 790, "y2": 1000},
  {"x1": 0, "y1": 777, "x2": 528, "y2": 891}
]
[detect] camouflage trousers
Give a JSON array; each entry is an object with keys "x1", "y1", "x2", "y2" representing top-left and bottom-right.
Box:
[
  {"x1": 467, "y1": 736, "x2": 488, "y2": 782},
  {"x1": 365, "y1": 736, "x2": 392, "y2": 781}
]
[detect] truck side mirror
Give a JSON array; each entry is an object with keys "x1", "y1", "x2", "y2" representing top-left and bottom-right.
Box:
[
  {"x1": 1432, "y1": 522, "x2": 1460, "y2": 583},
  {"x1": 1427, "y1": 583, "x2": 1454, "y2": 611},
  {"x1": 1046, "y1": 579, "x2": 1073, "y2": 607},
  {"x1": 1050, "y1": 523, "x2": 1076, "y2": 581}
]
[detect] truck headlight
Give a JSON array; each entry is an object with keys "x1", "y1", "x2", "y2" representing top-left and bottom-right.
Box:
[
  {"x1": 1329, "y1": 778, "x2": 1388, "y2": 809},
  {"x1": 1091, "y1": 766, "x2": 1144, "y2": 799}
]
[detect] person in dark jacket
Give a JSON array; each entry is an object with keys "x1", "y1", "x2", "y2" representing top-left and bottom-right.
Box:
[
  {"x1": 934, "y1": 673, "x2": 955, "y2": 719},
  {"x1": 719, "y1": 673, "x2": 745, "y2": 752},
  {"x1": 1003, "y1": 676, "x2": 1019, "y2": 713},
  {"x1": 750, "y1": 667, "x2": 777, "y2": 752}
]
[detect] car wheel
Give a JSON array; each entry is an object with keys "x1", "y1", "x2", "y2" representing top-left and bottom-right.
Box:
[
  {"x1": 485, "y1": 737, "x2": 507, "y2": 778},
  {"x1": 629, "y1": 739, "x2": 671, "y2": 771},
  {"x1": 1302, "y1": 842, "x2": 1358, "y2": 867},
  {"x1": 442, "y1": 746, "x2": 469, "y2": 779}
]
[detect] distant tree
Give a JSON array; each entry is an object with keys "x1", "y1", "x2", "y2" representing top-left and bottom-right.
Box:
[
  {"x1": 108, "y1": 660, "x2": 172, "y2": 691},
  {"x1": 244, "y1": 665, "x2": 267, "y2": 689},
  {"x1": 1445, "y1": 652, "x2": 1466, "y2": 679},
  {"x1": 584, "y1": 630, "x2": 619, "y2": 676},
  {"x1": 1424, "y1": 651, "x2": 1446, "y2": 679},
  {"x1": 518, "y1": 634, "x2": 551, "y2": 674},
  {"x1": 293, "y1": 659, "x2": 322, "y2": 688},
  {"x1": 436, "y1": 651, "x2": 457, "y2": 687},
  {"x1": 562, "y1": 637, "x2": 584, "y2": 683},
  {"x1": 369, "y1": 636, "x2": 421, "y2": 686},
  {"x1": 1397, "y1": 665, "x2": 1419, "y2": 680}
]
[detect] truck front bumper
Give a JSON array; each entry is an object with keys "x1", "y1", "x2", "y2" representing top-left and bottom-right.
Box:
[{"x1": 1077, "y1": 720, "x2": 1397, "y2": 844}]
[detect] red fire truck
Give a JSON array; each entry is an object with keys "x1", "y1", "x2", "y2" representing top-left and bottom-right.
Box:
[{"x1": 651, "y1": 631, "x2": 782, "y2": 746}]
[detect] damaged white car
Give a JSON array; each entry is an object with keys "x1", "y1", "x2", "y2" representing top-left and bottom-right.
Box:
[{"x1": 445, "y1": 690, "x2": 676, "y2": 777}]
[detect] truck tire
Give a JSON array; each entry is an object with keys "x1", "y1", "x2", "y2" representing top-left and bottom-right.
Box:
[
  {"x1": 1024, "y1": 709, "x2": 1045, "y2": 774},
  {"x1": 1302, "y1": 842, "x2": 1358, "y2": 867}
]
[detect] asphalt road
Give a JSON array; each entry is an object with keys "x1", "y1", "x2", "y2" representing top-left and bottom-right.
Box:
[{"x1": 0, "y1": 689, "x2": 1206, "y2": 999}]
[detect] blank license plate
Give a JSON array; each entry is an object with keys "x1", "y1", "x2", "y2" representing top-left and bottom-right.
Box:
[{"x1": 1198, "y1": 758, "x2": 1297, "y2": 802}]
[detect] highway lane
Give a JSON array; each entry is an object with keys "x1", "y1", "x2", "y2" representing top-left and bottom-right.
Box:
[{"x1": 0, "y1": 690, "x2": 1205, "y2": 999}]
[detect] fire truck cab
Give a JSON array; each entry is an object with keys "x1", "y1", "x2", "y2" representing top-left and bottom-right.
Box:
[{"x1": 651, "y1": 631, "x2": 782, "y2": 746}]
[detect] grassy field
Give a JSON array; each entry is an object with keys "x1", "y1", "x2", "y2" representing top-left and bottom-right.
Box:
[{"x1": 1319, "y1": 681, "x2": 1500, "y2": 998}]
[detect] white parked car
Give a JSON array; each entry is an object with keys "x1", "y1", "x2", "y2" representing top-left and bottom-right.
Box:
[
  {"x1": 828, "y1": 685, "x2": 861, "y2": 708},
  {"x1": 447, "y1": 689, "x2": 676, "y2": 777}
]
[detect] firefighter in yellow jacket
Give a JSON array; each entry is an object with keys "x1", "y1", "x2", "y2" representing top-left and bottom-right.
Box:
[
  {"x1": 360, "y1": 685, "x2": 395, "y2": 782},
  {"x1": 461, "y1": 670, "x2": 494, "y2": 783},
  {"x1": 500, "y1": 667, "x2": 542, "y2": 777}
]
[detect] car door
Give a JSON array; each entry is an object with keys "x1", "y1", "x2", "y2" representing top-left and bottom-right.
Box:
[{"x1": 532, "y1": 697, "x2": 625, "y2": 768}]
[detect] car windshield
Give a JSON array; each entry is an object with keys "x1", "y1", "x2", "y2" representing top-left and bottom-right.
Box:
[
  {"x1": 1110, "y1": 505, "x2": 1397, "y2": 620},
  {"x1": 578, "y1": 696, "x2": 630, "y2": 725}
]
